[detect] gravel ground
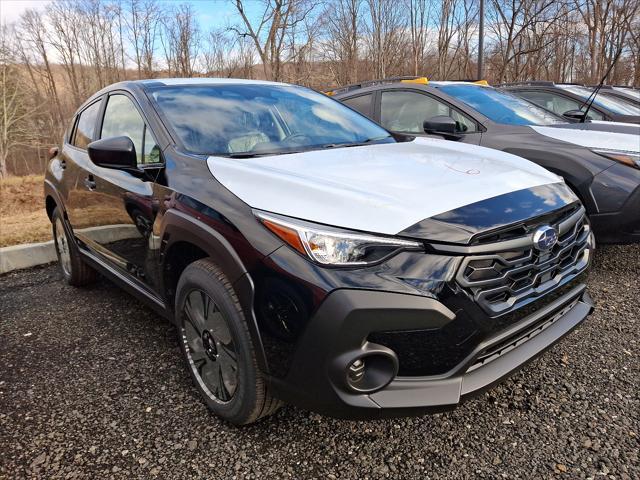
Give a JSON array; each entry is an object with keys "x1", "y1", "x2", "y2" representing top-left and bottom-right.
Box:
[{"x1": 1, "y1": 245, "x2": 638, "y2": 480}]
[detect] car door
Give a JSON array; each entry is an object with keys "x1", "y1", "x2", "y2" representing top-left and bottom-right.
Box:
[
  {"x1": 514, "y1": 90, "x2": 607, "y2": 120},
  {"x1": 74, "y1": 91, "x2": 163, "y2": 292},
  {"x1": 65, "y1": 98, "x2": 105, "y2": 232},
  {"x1": 376, "y1": 89, "x2": 482, "y2": 145}
]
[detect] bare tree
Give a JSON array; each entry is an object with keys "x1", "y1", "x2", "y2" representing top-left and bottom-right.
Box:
[
  {"x1": 47, "y1": 1, "x2": 84, "y2": 105},
  {"x1": 232, "y1": 0, "x2": 319, "y2": 81},
  {"x1": 435, "y1": 0, "x2": 458, "y2": 78},
  {"x1": 124, "y1": 0, "x2": 161, "y2": 78},
  {"x1": 16, "y1": 9, "x2": 65, "y2": 128},
  {"x1": 365, "y1": 0, "x2": 407, "y2": 79},
  {"x1": 320, "y1": 0, "x2": 362, "y2": 85},
  {"x1": 0, "y1": 26, "x2": 41, "y2": 178},
  {"x1": 406, "y1": 0, "x2": 432, "y2": 76},
  {"x1": 160, "y1": 3, "x2": 201, "y2": 76}
]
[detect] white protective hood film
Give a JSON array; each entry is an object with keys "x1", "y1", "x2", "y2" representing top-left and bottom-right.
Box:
[
  {"x1": 531, "y1": 126, "x2": 640, "y2": 153},
  {"x1": 207, "y1": 137, "x2": 563, "y2": 235}
]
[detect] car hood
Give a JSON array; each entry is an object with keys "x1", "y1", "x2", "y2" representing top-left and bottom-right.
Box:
[
  {"x1": 207, "y1": 137, "x2": 563, "y2": 237},
  {"x1": 548, "y1": 121, "x2": 640, "y2": 136},
  {"x1": 531, "y1": 125, "x2": 640, "y2": 152}
]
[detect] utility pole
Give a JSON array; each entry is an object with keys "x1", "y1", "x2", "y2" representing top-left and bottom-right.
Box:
[{"x1": 477, "y1": 0, "x2": 485, "y2": 80}]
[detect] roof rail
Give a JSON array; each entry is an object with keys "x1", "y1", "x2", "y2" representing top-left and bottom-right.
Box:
[
  {"x1": 497, "y1": 80, "x2": 556, "y2": 87},
  {"x1": 325, "y1": 76, "x2": 428, "y2": 95},
  {"x1": 585, "y1": 84, "x2": 614, "y2": 90}
]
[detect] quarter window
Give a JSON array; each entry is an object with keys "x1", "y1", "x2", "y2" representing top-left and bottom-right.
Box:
[
  {"x1": 101, "y1": 94, "x2": 161, "y2": 165},
  {"x1": 380, "y1": 91, "x2": 477, "y2": 134},
  {"x1": 72, "y1": 101, "x2": 102, "y2": 149},
  {"x1": 343, "y1": 94, "x2": 374, "y2": 118}
]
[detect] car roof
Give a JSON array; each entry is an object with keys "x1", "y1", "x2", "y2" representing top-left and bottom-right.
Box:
[
  {"x1": 138, "y1": 77, "x2": 291, "y2": 87},
  {"x1": 77, "y1": 77, "x2": 296, "y2": 111}
]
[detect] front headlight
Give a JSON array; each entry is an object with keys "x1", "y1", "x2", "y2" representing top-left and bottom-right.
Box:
[
  {"x1": 255, "y1": 211, "x2": 423, "y2": 266},
  {"x1": 592, "y1": 149, "x2": 640, "y2": 169}
]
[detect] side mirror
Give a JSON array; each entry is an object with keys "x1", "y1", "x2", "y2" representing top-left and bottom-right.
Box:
[
  {"x1": 423, "y1": 115, "x2": 459, "y2": 138},
  {"x1": 88, "y1": 136, "x2": 138, "y2": 170},
  {"x1": 562, "y1": 109, "x2": 591, "y2": 122},
  {"x1": 48, "y1": 146, "x2": 59, "y2": 160}
]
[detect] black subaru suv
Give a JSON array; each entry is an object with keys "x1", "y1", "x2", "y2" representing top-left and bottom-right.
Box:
[{"x1": 45, "y1": 79, "x2": 594, "y2": 424}]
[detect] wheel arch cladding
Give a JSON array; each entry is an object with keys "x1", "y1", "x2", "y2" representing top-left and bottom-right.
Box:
[
  {"x1": 45, "y1": 195, "x2": 57, "y2": 221},
  {"x1": 44, "y1": 179, "x2": 65, "y2": 221},
  {"x1": 159, "y1": 209, "x2": 270, "y2": 373}
]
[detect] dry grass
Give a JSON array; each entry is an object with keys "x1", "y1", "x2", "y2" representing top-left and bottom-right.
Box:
[
  {"x1": 0, "y1": 175, "x2": 50, "y2": 247},
  {"x1": 0, "y1": 175, "x2": 136, "y2": 247}
]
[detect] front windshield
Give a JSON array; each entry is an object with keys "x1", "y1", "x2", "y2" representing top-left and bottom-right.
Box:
[
  {"x1": 438, "y1": 85, "x2": 563, "y2": 126},
  {"x1": 559, "y1": 85, "x2": 640, "y2": 115},
  {"x1": 150, "y1": 83, "x2": 393, "y2": 156}
]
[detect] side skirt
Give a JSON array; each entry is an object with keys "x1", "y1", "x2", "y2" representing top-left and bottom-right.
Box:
[{"x1": 79, "y1": 247, "x2": 173, "y2": 321}]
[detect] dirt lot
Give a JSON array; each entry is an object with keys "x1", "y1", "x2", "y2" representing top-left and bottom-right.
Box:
[{"x1": 0, "y1": 245, "x2": 638, "y2": 480}]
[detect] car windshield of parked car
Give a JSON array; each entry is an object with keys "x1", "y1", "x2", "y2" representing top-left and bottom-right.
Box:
[
  {"x1": 559, "y1": 85, "x2": 640, "y2": 115},
  {"x1": 149, "y1": 83, "x2": 394, "y2": 156},
  {"x1": 438, "y1": 85, "x2": 564, "y2": 126}
]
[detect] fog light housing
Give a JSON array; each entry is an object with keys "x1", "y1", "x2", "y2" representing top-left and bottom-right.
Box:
[{"x1": 341, "y1": 346, "x2": 399, "y2": 393}]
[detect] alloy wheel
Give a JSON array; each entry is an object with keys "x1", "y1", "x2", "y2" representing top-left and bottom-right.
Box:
[
  {"x1": 54, "y1": 217, "x2": 72, "y2": 276},
  {"x1": 181, "y1": 289, "x2": 239, "y2": 403}
]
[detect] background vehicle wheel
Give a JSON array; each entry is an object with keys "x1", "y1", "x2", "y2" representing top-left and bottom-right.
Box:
[
  {"x1": 176, "y1": 259, "x2": 281, "y2": 424},
  {"x1": 51, "y1": 207, "x2": 97, "y2": 286}
]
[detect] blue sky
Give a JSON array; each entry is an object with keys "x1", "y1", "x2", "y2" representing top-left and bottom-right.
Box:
[
  {"x1": 184, "y1": 0, "x2": 254, "y2": 30},
  {"x1": 0, "y1": 0, "x2": 263, "y2": 30}
]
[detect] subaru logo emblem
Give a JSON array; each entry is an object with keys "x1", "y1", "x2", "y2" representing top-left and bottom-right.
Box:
[{"x1": 533, "y1": 225, "x2": 558, "y2": 251}]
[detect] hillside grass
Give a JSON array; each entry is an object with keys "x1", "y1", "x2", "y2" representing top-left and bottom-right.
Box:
[{"x1": 0, "y1": 175, "x2": 50, "y2": 247}]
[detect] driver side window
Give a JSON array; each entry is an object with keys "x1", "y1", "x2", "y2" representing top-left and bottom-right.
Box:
[
  {"x1": 380, "y1": 90, "x2": 477, "y2": 134},
  {"x1": 101, "y1": 94, "x2": 161, "y2": 165}
]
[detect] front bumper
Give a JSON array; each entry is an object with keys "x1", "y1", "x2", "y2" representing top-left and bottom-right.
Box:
[
  {"x1": 269, "y1": 284, "x2": 593, "y2": 419},
  {"x1": 589, "y1": 163, "x2": 640, "y2": 243}
]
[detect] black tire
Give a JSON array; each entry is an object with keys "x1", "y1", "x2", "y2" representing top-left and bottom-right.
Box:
[
  {"x1": 51, "y1": 207, "x2": 97, "y2": 286},
  {"x1": 176, "y1": 259, "x2": 281, "y2": 424}
]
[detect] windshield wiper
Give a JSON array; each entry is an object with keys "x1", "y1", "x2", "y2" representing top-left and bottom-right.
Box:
[
  {"x1": 223, "y1": 136, "x2": 392, "y2": 158},
  {"x1": 225, "y1": 152, "x2": 271, "y2": 158},
  {"x1": 322, "y1": 136, "x2": 393, "y2": 149},
  {"x1": 225, "y1": 149, "x2": 305, "y2": 158}
]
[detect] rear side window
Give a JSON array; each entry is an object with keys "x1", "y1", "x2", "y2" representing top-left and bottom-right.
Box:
[
  {"x1": 101, "y1": 94, "x2": 160, "y2": 165},
  {"x1": 72, "y1": 101, "x2": 102, "y2": 149},
  {"x1": 343, "y1": 94, "x2": 373, "y2": 118}
]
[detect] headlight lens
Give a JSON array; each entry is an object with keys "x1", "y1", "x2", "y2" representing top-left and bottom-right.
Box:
[
  {"x1": 256, "y1": 211, "x2": 423, "y2": 266},
  {"x1": 592, "y1": 149, "x2": 640, "y2": 169}
]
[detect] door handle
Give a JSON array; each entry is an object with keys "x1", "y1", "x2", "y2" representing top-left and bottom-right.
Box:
[{"x1": 84, "y1": 175, "x2": 96, "y2": 190}]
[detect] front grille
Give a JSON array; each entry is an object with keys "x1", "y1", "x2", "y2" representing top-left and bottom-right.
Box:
[{"x1": 457, "y1": 207, "x2": 591, "y2": 315}]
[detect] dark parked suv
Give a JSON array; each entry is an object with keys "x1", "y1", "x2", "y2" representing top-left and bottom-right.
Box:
[
  {"x1": 45, "y1": 79, "x2": 594, "y2": 424},
  {"x1": 499, "y1": 81, "x2": 640, "y2": 123}
]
